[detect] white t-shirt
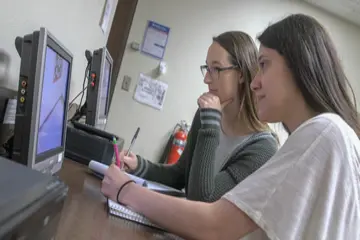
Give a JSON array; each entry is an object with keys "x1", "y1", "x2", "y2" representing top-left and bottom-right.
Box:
[{"x1": 223, "y1": 113, "x2": 360, "y2": 240}]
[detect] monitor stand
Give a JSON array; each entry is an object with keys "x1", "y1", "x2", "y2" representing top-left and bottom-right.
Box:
[{"x1": 32, "y1": 152, "x2": 64, "y2": 175}]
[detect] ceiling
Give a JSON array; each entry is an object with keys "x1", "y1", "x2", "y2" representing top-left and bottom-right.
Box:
[{"x1": 304, "y1": 0, "x2": 360, "y2": 26}]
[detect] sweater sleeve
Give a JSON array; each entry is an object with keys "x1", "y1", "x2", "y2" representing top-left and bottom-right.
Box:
[
  {"x1": 128, "y1": 110, "x2": 200, "y2": 190},
  {"x1": 187, "y1": 109, "x2": 278, "y2": 202},
  {"x1": 129, "y1": 154, "x2": 186, "y2": 190}
]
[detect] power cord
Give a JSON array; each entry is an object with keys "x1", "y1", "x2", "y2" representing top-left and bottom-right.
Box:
[
  {"x1": 68, "y1": 49, "x2": 93, "y2": 113},
  {"x1": 67, "y1": 62, "x2": 91, "y2": 124},
  {"x1": 78, "y1": 62, "x2": 91, "y2": 113}
]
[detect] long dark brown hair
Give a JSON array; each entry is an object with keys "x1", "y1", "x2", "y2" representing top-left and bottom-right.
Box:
[
  {"x1": 258, "y1": 14, "x2": 360, "y2": 135},
  {"x1": 213, "y1": 31, "x2": 269, "y2": 132}
]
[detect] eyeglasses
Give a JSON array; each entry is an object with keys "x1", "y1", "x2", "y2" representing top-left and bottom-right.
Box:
[{"x1": 200, "y1": 65, "x2": 239, "y2": 79}]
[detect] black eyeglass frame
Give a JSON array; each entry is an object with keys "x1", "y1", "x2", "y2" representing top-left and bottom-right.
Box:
[{"x1": 200, "y1": 65, "x2": 239, "y2": 78}]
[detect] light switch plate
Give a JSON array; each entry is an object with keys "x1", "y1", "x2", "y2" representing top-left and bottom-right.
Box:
[{"x1": 122, "y1": 75, "x2": 131, "y2": 91}]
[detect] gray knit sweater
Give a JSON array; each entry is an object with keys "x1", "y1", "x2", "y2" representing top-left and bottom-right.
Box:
[{"x1": 130, "y1": 108, "x2": 278, "y2": 202}]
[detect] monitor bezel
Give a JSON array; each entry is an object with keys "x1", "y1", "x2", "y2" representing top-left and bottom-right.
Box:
[
  {"x1": 31, "y1": 28, "x2": 72, "y2": 165},
  {"x1": 99, "y1": 51, "x2": 113, "y2": 118},
  {"x1": 85, "y1": 47, "x2": 113, "y2": 128}
]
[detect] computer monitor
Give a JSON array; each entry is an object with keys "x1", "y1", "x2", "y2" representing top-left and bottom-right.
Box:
[
  {"x1": 85, "y1": 47, "x2": 113, "y2": 130},
  {"x1": 12, "y1": 27, "x2": 72, "y2": 175}
]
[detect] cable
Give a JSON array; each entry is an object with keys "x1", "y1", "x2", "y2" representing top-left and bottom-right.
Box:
[
  {"x1": 77, "y1": 62, "x2": 90, "y2": 113},
  {"x1": 68, "y1": 49, "x2": 93, "y2": 113},
  {"x1": 68, "y1": 84, "x2": 89, "y2": 109},
  {"x1": 67, "y1": 63, "x2": 91, "y2": 124},
  {"x1": 70, "y1": 102, "x2": 87, "y2": 122},
  {"x1": 68, "y1": 63, "x2": 90, "y2": 111}
]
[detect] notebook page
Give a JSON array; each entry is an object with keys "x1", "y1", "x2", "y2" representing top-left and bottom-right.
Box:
[{"x1": 108, "y1": 199, "x2": 164, "y2": 230}]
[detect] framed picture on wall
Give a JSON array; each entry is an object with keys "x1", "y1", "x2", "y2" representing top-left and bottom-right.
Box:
[{"x1": 99, "y1": 0, "x2": 114, "y2": 34}]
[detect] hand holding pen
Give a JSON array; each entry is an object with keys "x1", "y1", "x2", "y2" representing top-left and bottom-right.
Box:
[
  {"x1": 113, "y1": 127, "x2": 140, "y2": 170},
  {"x1": 119, "y1": 151, "x2": 138, "y2": 171}
]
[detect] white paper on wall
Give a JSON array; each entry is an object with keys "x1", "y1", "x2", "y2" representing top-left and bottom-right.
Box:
[{"x1": 134, "y1": 73, "x2": 168, "y2": 110}]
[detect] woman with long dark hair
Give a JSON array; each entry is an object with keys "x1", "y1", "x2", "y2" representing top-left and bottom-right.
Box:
[{"x1": 101, "y1": 14, "x2": 360, "y2": 239}]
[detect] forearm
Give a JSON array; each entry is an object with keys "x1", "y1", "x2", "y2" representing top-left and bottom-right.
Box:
[
  {"x1": 120, "y1": 183, "x2": 256, "y2": 240},
  {"x1": 121, "y1": 183, "x2": 217, "y2": 240},
  {"x1": 187, "y1": 130, "x2": 219, "y2": 201},
  {"x1": 187, "y1": 109, "x2": 221, "y2": 201}
]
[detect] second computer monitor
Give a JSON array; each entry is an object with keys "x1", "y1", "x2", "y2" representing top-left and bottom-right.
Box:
[{"x1": 86, "y1": 47, "x2": 113, "y2": 130}]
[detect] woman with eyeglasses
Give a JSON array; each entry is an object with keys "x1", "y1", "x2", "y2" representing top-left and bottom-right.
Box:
[
  {"x1": 119, "y1": 31, "x2": 278, "y2": 202},
  {"x1": 102, "y1": 14, "x2": 360, "y2": 239}
]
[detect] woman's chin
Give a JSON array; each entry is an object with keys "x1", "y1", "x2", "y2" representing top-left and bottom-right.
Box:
[{"x1": 257, "y1": 110, "x2": 276, "y2": 123}]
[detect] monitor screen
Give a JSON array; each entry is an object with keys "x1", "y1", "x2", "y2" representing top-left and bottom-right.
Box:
[
  {"x1": 98, "y1": 57, "x2": 111, "y2": 118},
  {"x1": 37, "y1": 46, "x2": 70, "y2": 155}
]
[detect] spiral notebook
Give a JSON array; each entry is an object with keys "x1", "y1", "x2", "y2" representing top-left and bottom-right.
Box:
[{"x1": 107, "y1": 199, "x2": 165, "y2": 231}]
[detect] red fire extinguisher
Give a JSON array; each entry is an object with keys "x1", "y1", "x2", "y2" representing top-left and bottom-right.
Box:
[{"x1": 167, "y1": 121, "x2": 189, "y2": 164}]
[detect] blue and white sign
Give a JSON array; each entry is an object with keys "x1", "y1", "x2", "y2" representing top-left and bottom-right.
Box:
[{"x1": 141, "y1": 21, "x2": 170, "y2": 60}]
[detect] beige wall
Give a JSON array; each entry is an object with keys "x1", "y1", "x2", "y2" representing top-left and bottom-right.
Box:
[
  {"x1": 107, "y1": 0, "x2": 360, "y2": 161},
  {"x1": 0, "y1": 0, "x2": 117, "y2": 101}
]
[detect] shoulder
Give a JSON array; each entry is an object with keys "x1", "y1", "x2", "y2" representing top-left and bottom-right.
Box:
[
  {"x1": 231, "y1": 131, "x2": 278, "y2": 161},
  {"x1": 270, "y1": 113, "x2": 360, "y2": 176},
  {"x1": 293, "y1": 113, "x2": 352, "y2": 136},
  {"x1": 225, "y1": 132, "x2": 278, "y2": 179},
  {"x1": 247, "y1": 131, "x2": 278, "y2": 143},
  {"x1": 240, "y1": 131, "x2": 278, "y2": 152},
  {"x1": 285, "y1": 113, "x2": 358, "y2": 154}
]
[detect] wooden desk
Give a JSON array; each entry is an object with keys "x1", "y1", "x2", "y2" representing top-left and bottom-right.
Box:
[{"x1": 56, "y1": 159, "x2": 180, "y2": 240}]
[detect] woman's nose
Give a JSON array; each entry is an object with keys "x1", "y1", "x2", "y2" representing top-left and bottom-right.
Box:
[
  {"x1": 203, "y1": 71, "x2": 212, "y2": 84},
  {"x1": 250, "y1": 71, "x2": 261, "y2": 91}
]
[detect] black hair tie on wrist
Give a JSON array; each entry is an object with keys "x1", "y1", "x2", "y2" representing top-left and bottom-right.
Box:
[{"x1": 117, "y1": 180, "x2": 135, "y2": 204}]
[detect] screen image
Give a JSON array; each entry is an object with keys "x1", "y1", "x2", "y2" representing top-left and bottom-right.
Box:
[
  {"x1": 98, "y1": 57, "x2": 111, "y2": 118},
  {"x1": 37, "y1": 46, "x2": 69, "y2": 155}
]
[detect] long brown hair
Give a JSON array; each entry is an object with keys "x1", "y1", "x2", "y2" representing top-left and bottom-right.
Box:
[
  {"x1": 258, "y1": 14, "x2": 360, "y2": 135},
  {"x1": 213, "y1": 31, "x2": 270, "y2": 133}
]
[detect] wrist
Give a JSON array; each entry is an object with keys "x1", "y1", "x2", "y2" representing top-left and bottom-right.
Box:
[
  {"x1": 128, "y1": 155, "x2": 146, "y2": 177},
  {"x1": 117, "y1": 180, "x2": 135, "y2": 204},
  {"x1": 199, "y1": 108, "x2": 222, "y2": 130}
]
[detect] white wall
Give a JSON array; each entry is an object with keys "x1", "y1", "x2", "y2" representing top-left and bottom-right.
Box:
[
  {"x1": 0, "y1": 0, "x2": 117, "y2": 100},
  {"x1": 107, "y1": 0, "x2": 360, "y2": 161}
]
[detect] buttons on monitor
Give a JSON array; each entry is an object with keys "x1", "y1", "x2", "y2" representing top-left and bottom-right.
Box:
[{"x1": 90, "y1": 72, "x2": 96, "y2": 88}]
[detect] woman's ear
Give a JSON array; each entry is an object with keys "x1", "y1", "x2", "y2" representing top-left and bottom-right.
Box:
[{"x1": 238, "y1": 71, "x2": 244, "y2": 84}]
